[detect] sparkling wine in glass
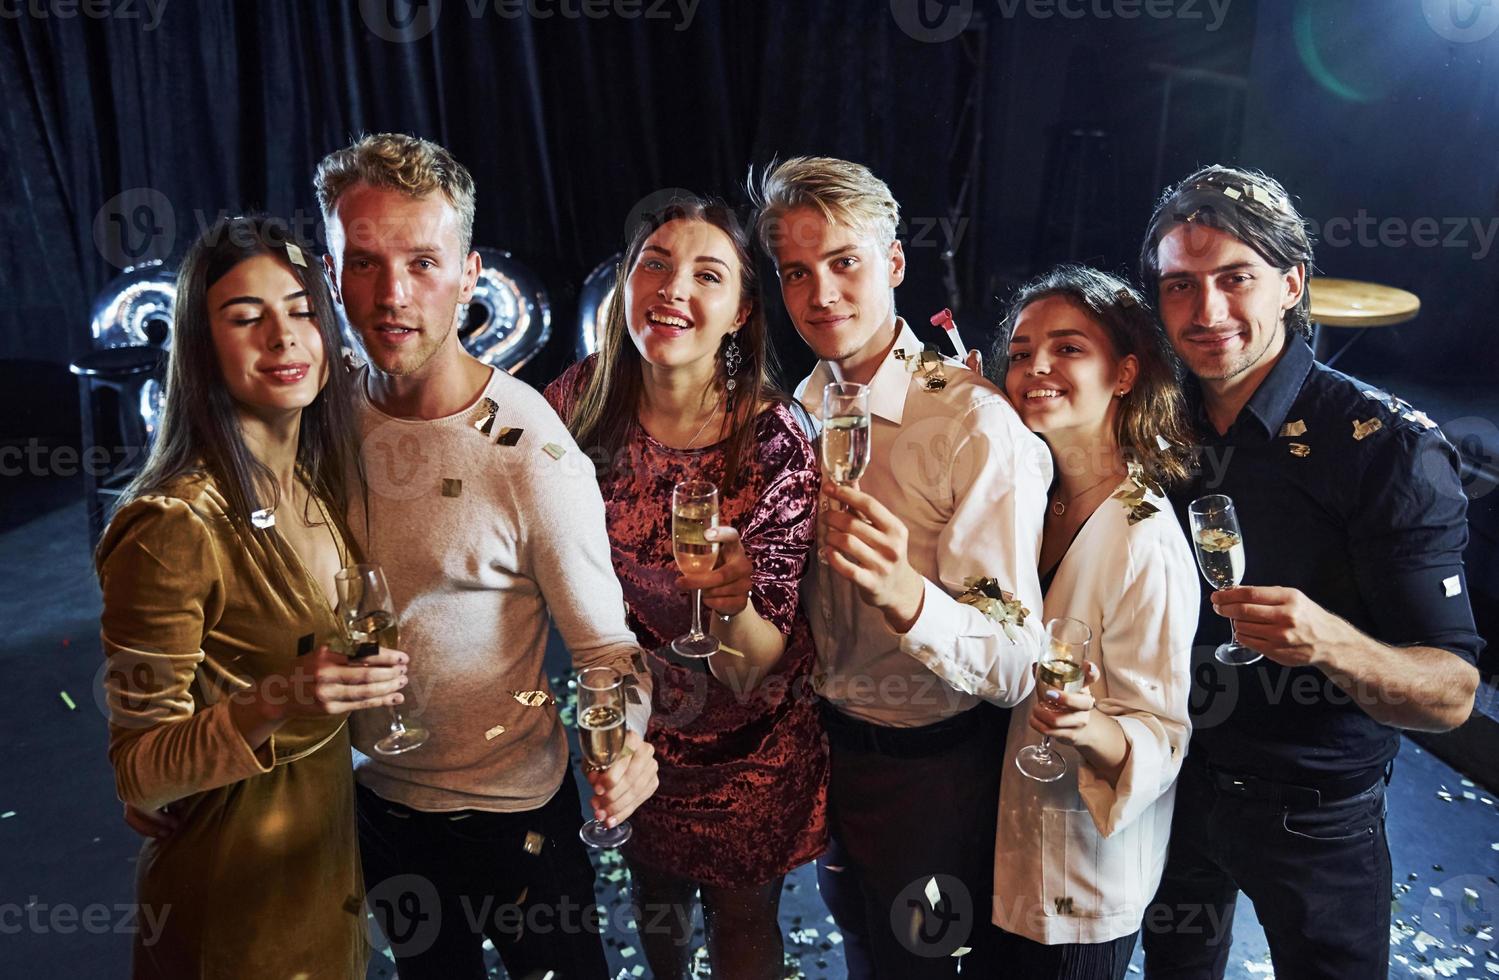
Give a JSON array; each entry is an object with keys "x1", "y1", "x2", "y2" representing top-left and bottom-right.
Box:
[
  {"x1": 670, "y1": 480, "x2": 721, "y2": 659},
  {"x1": 576, "y1": 666, "x2": 631, "y2": 849},
  {"x1": 1016, "y1": 617, "x2": 1092, "y2": 783},
  {"x1": 336, "y1": 562, "x2": 429, "y2": 755},
  {"x1": 1188, "y1": 494, "x2": 1261, "y2": 666},
  {"x1": 821, "y1": 381, "x2": 871, "y2": 487}
]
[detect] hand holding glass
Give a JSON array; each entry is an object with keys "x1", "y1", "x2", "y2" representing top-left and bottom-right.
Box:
[
  {"x1": 670, "y1": 479, "x2": 721, "y2": 658},
  {"x1": 1188, "y1": 494, "x2": 1261, "y2": 666},
  {"x1": 336, "y1": 563, "x2": 430, "y2": 755},
  {"x1": 1016, "y1": 617, "x2": 1092, "y2": 783},
  {"x1": 576, "y1": 666, "x2": 632, "y2": 849}
]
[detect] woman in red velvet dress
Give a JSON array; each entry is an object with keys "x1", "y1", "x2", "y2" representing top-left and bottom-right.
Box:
[{"x1": 544, "y1": 195, "x2": 826, "y2": 980}]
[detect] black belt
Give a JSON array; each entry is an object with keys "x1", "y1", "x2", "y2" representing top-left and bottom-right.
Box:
[
  {"x1": 1189, "y1": 756, "x2": 1390, "y2": 808},
  {"x1": 818, "y1": 699, "x2": 1004, "y2": 759}
]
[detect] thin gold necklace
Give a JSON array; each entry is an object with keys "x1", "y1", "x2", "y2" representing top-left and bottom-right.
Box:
[
  {"x1": 1051, "y1": 471, "x2": 1120, "y2": 517},
  {"x1": 683, "y1": 390, "x2": 726, "y2": 449}
]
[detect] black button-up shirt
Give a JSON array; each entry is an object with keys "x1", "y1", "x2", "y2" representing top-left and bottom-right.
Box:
[{"x1": 1170, "y1": 336, "x2": 1483, "y2": 785}]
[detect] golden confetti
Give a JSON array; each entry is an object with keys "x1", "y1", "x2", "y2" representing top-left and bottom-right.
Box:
[
  {"x1": 1280, "y1": 419, "x2": 1307, "y2": 437},
  {"x1": 1288, "y1": 443, "x2": 1311, "y2": 457},
  {"x1": 511, "y1": 690, "x2": 555, "y2": 707},
  {"x1": 899, "y1": 344, "x2": 949, "y2": 391},
  {"x1": 957, "y1": 577, "x2": 1029, "y2": 640},
  {"x1": 1223, "y1": 186, "x2": 1243, "y2": 200},
  {"x1": 1402, "y1": 410, "x2": 1437, "y2": 430},
  {"x1": 522, "y1": 831, "x2": 545, "y2": 855},
  {"x1": 285, "y1": 242, "x2": 307, "y2": 267},
  {"x1": 441, "y1": 478, "x2": 463, "y2": 497},
  {"x1": 1111, "y1": 462, "x2": 1162, "y2": 525},
  {"x1": 542, "y1": 442, "x2": 566, "y2": 460},
  {"x1": 625, "y1": 686, "x2": 643, "y2": 705},
  {"x1": 496, "y1": 426, "x2": 523, "y2": 446},
  {"x1": 484, "y1": 724, "x2": 507, "y2": 740},
  {"x1": 471, "y1": 396, "x2": 499, "y2": 435},
  {"x1": 1352, "y1": 418, "x2": 1383, "y2": 440},
  {"x1": 1250, "y1": 185, "x2": 1275, "y2": 206}
]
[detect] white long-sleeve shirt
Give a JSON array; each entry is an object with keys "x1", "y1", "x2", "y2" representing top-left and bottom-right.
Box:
[
  {"x1": 796, "y1": 319, "x2": 1051, "y2": 726},
  {"x1": 347, "y1": 366, "x2": 649, "y2": 812},
  {"x1": 993, "y1": 480, "x2": 1198, "y2": 944}
]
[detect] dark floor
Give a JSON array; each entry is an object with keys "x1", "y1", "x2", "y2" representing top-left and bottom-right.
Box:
[{"x1": 3, "y1": 500, "x2": 1495, "y2": 979}]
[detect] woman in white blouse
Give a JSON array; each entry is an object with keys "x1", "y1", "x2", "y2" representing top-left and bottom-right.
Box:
[{"x1": 987, "y1": 265, "x2": 1200, "y2": 978}]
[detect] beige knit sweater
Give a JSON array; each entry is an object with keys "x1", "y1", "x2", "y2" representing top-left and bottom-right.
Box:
[{"x1": 347, "y1": 366, "x2": 649, "y2": 813}]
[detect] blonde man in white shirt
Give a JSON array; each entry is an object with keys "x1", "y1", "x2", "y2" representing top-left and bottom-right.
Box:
[
  {"x1": 753, "y1": 156, "x2": 1050, "y2": 977},
  {"x1": 989, "y1": 265, "x2": 1199, "y2": 979}
]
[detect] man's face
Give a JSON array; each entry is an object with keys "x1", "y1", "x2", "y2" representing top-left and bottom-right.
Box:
[
  {"x1": 325, "y1": 184, "x2": 479, "y2": 378},
  {"x1": 770, "y1": 206, "x2": 904, "y2": 368},
  {"x1": 1155, "y1": 223, "x2": 1302, "y2": 383}
]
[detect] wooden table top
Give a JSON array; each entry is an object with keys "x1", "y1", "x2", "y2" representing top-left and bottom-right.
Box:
[{"x1": 1309, "y1": 278, "x2": 1421, "y2": 328}]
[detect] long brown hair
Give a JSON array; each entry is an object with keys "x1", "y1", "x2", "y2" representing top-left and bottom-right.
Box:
[
  {"x1": 114, "y1": 214, "x2": 365, "y2": 592},
  {"x1": 568, "y1": 195, "x2": 787, "y2": 491},
  {"x1": 988, "y1": 264, "x2": 1195, "y2": 487}
]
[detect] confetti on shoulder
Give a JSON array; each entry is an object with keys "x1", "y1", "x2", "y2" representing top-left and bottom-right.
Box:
[
  {"x1": 485, "y1": 724, "x2": 507, "y2": 740},
  {"x1": 511, "y1": 690, "x2": 556, "y2": 707},
  {"x1": 496, "y1": 427, "x2": 523, "y2": 446},
  {"x1": 1352, "y1": 418, "x2": 1383, "y2": 441},
  {"x1": 542, "y1": 442, "x2": 566, "y2": 460},
  {"x1": 1280, "y1": 419, "x2": 1307, "y2": 438}
]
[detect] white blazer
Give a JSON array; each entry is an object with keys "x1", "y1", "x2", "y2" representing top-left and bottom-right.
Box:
[{"x1": 992, "y1": 481, "x2": 1199, "y2": 945}]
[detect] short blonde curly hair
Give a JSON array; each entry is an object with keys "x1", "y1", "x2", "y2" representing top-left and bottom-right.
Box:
[
  {"x1": 750, "y1": 156, "x2": 901, "y2": 258},
  {"x1": 315, "y1": 133, "x2": 477, "y2": 253}
]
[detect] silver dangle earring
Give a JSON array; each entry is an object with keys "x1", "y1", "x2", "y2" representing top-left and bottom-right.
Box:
[{"x1": 722, "y1": 332, "x2": 742, "y2": 392}]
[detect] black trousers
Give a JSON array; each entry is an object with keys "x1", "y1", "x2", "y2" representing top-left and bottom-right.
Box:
[
  {"x1": 994, "y1": 927, "x2": 1139, "y2": 980},
  {"x1": 356, "y1": 773, "x2": 610, "y2": 980},
  {"x1": 1141, "y1": 760, "x2": 1391, "y2": 980},
  {"x1": 815, "y1": 702, "x2": 1006, "y2": 979}
]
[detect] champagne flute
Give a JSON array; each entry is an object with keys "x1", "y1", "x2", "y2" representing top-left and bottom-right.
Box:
[
  {"x1": 670, "y1": 479, "x2": 721, "y2": 658},
  {"x1": 336, "y1": 563, "x2": 430, "y2": 755},
  {"x1": 576, "y1": 666, "x2": 631, "y2": 849},
  {"x1": 1016, "y1": 617, "x2": 1092, "y2": 783},
  {"x1": 821, "y1": 381, "x2": 871, "y2": 488},
  {"x1": 1188, "y1": 495, "x2": 1261, "y2": 666}
]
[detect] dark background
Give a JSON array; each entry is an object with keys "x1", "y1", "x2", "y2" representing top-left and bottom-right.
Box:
[
  {"x1": 3, "y1": 0, "x2": 1497, "y2": 654},
  {"x1": 7, "y1": 0, "x2": 1498, "y2": 376}
]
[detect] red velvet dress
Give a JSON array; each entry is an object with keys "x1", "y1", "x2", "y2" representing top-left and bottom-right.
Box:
[{"x1": 545, "y1": 358, "x2": 828, "y2": 887}]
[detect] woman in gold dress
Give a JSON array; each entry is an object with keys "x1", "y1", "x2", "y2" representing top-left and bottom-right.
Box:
[{"x1": 96, "y1": 215, "x2": 408, "y2": 979}]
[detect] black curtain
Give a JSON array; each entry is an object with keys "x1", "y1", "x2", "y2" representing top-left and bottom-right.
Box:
[{"x1": 0, "y1": 1, "x2": 997, "y2": 389}]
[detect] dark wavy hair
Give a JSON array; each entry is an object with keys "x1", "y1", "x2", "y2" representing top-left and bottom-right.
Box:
[
  {"x1": 987, "y1": 264, "x2": 1195, "y2": 487},
  {"x1": 1139, "y1": 165, "x2": 1316, "y2": 341},
  {"x1": 567, "y1": 194, "x2": 790, "y2": 492},
  {"x1": 116, "y1": 214, "x2": 365, "y2": 593}
]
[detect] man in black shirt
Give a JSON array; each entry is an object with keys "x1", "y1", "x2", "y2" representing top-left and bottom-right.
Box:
[{"x1": 1138, "y1": 165, "x2": 1483, "y2": 980}]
